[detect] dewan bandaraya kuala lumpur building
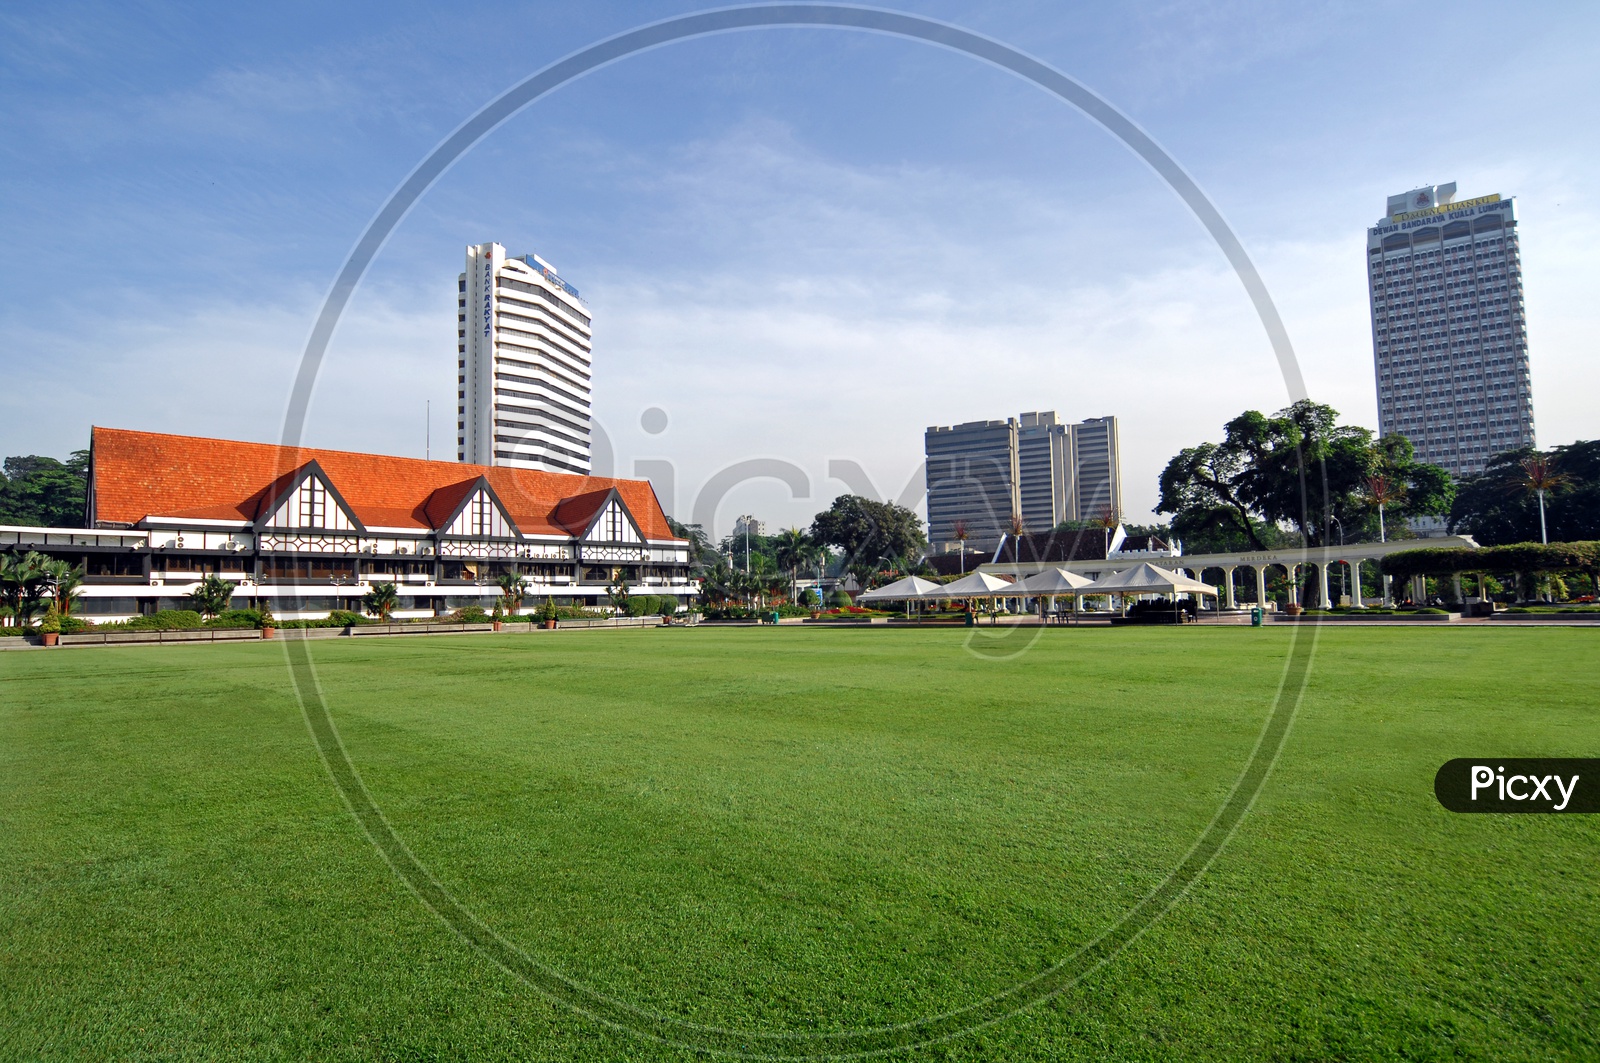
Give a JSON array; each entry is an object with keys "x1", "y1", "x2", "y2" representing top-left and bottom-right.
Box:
[
  {"x1": 0, "y1": 428, "x2": 693, "y2": 622},
  {"x1": 1367, "y1": 183, "x2": 1535, "y2": 477},
  {"x1": 459, "y1": 242, "x2": 593, "y2": 474}
]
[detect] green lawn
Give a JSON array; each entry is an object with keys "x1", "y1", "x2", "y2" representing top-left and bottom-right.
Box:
[{"x1": 2, "y1": 627, "x2": 1597, "y2": 1061}]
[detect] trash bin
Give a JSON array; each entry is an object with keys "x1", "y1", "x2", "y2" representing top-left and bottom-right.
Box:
[
  {"x1": 1250, "y1": 607, "x2": 1263, "y2": 627},
  {"x1": 768, "y1": 611, "x2": 780, "y2": 625},
  {"x1": 964, "y1": 610, "x2": 976, "y2": 627}
]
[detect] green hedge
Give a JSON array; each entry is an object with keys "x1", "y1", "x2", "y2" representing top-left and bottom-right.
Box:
[
  {"x1": 1382, "y1": 541, "x2": 1600, "y2": 579},
  {"x1": 276, "y1": 610, "x2": 373, "y2": 630}
]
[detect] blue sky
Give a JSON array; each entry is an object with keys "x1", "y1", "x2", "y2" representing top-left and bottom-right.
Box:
[{"x1": 3, "y1": 1, "x2": 1597, "y2": 535}]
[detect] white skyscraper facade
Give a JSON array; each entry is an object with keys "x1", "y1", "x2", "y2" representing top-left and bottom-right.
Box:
[
  {"x1": 1368, "y1": 184, "x2": 1534, "y2": 477},
  {"x1": 459, "y1": 242, "x2": 593, "y2": 474}
]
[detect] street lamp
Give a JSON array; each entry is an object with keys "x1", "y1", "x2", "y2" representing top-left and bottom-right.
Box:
[{"x1": 329, "y1": 572, "x2": 351, "y2": 614}]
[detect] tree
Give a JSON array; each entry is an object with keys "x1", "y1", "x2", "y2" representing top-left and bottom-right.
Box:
[
  {"x1": 1363, "y1": 474, "x2": 1403, "y2": 543},
  {"x1": 497, "y1": 573, "x2": 529, "y2": 615},
  {"x1": 1158, "y1": 437, "x2": 1271, "y2": 550},
  {"x1": 0, "y1": 451, "x2": 90, "y2": 527},
  {"x1": 809, "y1": 495, "x2": 926, "y2": 572},
  {"x1": 363, "y1": 582, "x2": 399, "y2": 621},
  {"x1": 1516, "y1": 453, "x2": 1571, "y2": 545},
  {"x1": 606, "y1": 574, "x2": 631, "y2": 614},
  {"x1": 772, "y1": 527, "x2": 812, "y2": 600},
  {"x1": 186, "y1": 573, "x2": 235, "y2": 619},
  {"x1": 666, "y1": 516, "x2": 719, "y2": 575},
  {"x1": 1159, "y1": 402, "x2": 1452, "y2": 552},
  {"x1": 952, "y1": 519, "x2": 971, "y2": 575},
  {"x1": 1450, "y1": 442, "x2": 1600, "y2": 546},
  {"x1": 0, "y1": 550, "x2": 53, "y2": 626},
  {"x1": 46, "y1": 560, "x2": 84, "y2": 618}
]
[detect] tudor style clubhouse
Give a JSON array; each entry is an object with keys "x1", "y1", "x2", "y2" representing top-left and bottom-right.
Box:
[{"x1": 1, "y1": 428, "x2": 694, "y2": 621}]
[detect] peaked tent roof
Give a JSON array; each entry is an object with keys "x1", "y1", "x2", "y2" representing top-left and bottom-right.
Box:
[
  {"x1": 856, "y1": 575, "x2": 941, "y2": 602},
  {"x1": 925, "y1": 571, "x2": 1017, "y2": 600},
  {"x1": 1078, "y1": 563, "x2": 1217, "y2": 596},
  {"x1": 1016, "y1": 567, "x2": 1096, "y2": 594},
  {"x1": 88, "y1": 427, "x2": 681, "y2": 540}
]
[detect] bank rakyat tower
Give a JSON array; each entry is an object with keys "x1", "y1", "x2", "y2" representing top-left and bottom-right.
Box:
[
  {"x1": 1368, "y1": 183, "x2": 1534, "y2": 477},
  {"x1": 459, "y1": 242, "x2": 593, "y2": 474}
]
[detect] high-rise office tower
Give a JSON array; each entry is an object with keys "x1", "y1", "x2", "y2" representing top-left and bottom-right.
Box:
[
  {"x1": 1368, "y1": 184, "x2": 1534, "y2": 477},
  {"x1": 459, "y1": 242, "x2": 593, "y2": 474},
  {"x1": 1070, "y1": 416, "x2": 1121, "y2": 523},
  {"x1": 925, "y1": 412, "x2": 1122, "y2": 550},
  {"x1": 1016, "y1": 411, "x2": 1072, "y2": 533},
  {"x1": 925, "y1": 418, "x2": 1019, "y2": 549}
]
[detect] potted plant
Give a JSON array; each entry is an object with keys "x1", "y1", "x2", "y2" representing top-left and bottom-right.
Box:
[
  {"x1": 256, "y1": 598, "x2": 275, "y2": 640},
  {"x1": 491, "y1": 600, "x2": 504, "y2": 632},
  {"x1": 38, "y1": 605, "x2": 62, "y2": 646},
  {"x1": 540, "y1": 596, "x2": 558, "y2": 629}
]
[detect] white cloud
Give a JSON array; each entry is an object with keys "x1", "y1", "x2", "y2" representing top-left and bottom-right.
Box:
[{"x1": 10, "y1": 111, "x2": 1596, "y2": 545}]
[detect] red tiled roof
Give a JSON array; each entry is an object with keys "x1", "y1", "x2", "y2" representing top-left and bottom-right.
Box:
[
  {"x1": 550, "y1": 488, "x2": 614, "y2": 536},
  {"x1": 89, "y1": 427, "x2": 681, "y2": 541},
  {"x1": 421, "y1": 477, "x2": 483, "y2": 530}
]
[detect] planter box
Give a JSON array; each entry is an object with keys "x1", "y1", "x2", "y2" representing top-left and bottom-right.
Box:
[
  {"x1": 59, "y1": 627, "x2": 262, "y2": 646},
  {"x1": 346, "y1": 622, "x2": 495, "y2": 636},
  {"x1": 1492, "y1": 612, "x2": 1600, "y2": 622}
]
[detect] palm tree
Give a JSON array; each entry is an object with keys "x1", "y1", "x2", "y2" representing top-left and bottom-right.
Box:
[
  {"x1": 772, "y1": 528, "x2": 810, "y2": 602},
  {"x1": 952, "y1": 519, "x2": 970, "y2": 575},
  {"x1": 747, "y1": 554, "x2": 778, "y2": 607},
  {"x1": 497, "y1": 572, "x2": 529, "y2": 615},
  {"x1": 362, "y1": 581, "x2": 399, "y2": 621},
  {"x1": 0, "y1": 551, "x2": 52, "y2": 627},
  {"x1": 605, "y1": 574, "x2": 631, "y2": 615},
  {"x1": 1363, "y1": 473, "x2": 1405, "y2": 543},
  {"x1": 700, "y1": 557, "x2": 736, "y2": 608},
  {"x1": 186, "y1": 572, "x2": 234, "y2": 619},
  {"x1": 1515, "y1": 453, "x2": 1570, "y2": 545}
]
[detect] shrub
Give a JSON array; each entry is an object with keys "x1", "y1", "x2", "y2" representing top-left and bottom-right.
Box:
[
  {"x1": 657, "y1": 598, "x2": 679, "y2": 617},
  {"x1": 136, "y1": 609, "x2": 204, "y2": 630},
  {"x1": 829, "y1": 588, "x2": 852, "y2": 608},
  {"x1": 208, "y1": 609, "x2": 264, "y2": 629},
  {"x1": 450, "y1": 605, "x2": 491, "y2": 624},
  {"x1": 556, "y1": 605, "x2": 606, "y2": 620},
  {"x1": 627, "y1": 595, "x2": 655, "y2": 618}
]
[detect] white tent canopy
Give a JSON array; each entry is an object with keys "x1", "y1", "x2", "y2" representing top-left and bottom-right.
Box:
[
  {"x1": 925, "y1": 571, "x2": 1017, "y2": 600},
  {"x1": 1016, "y1": 568, "x2": 1095, "y2": 595},
  {"x1": 1078, "y1": 562, "x2": 1218, "y2": 597},
  {"x1": 856, "y1": 575, "x2": 941, "y2": 602}
]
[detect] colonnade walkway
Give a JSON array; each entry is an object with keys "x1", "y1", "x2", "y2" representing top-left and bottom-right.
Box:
[{"x1": 979, "y1": 535, "x2": 1481, "y2": 609}]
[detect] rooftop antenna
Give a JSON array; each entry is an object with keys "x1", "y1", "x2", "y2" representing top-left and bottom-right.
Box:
[{"x1": 426, "y1": 400, "x2": 431, "y2": 461}]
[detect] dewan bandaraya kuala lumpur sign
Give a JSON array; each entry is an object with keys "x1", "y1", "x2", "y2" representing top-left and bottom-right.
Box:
[{"x1": 1369, "y1": 194, "x2": 1510, "y2": 239}]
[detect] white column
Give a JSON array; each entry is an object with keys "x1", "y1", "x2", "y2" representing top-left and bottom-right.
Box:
[
  {"x1": 1316, "y1": 562, "x2": 1332, "y2": 609},
  {"x1": 1348, "y1": 559, "x2": 1364, "y2": 607},
  {"x1": 1255, "y1": 565, "x2": 1267, "y2": 609},
  {"x1": 1223, "y1": 566, "x2": 1237, "y2": 609}
]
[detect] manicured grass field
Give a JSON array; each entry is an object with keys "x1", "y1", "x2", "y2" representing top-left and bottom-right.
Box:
[{"x1": 3, "y1": 626, "x2": 1597, "y2": 1061}]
